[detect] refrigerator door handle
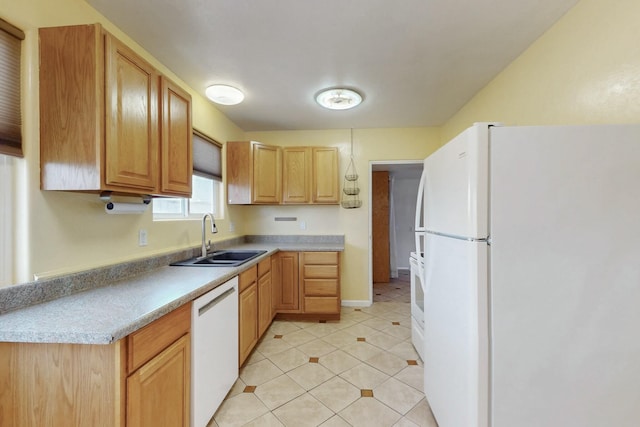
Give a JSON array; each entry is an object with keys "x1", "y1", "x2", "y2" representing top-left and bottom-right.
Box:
[
  {"x1": 415, "y1": 169, "x2": 426, "y2": 260},
  {"x1": 414, "y1": 169, "x2": 426, "y2": 233}
]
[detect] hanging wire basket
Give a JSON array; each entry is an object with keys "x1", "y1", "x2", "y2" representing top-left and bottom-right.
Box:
[
  {"x1": 344, "y1": 156, "x2": 359, "y2": 181},
  {"x1": 343, "y1": 186, "x2": 360, "y2": 196},
  {"x1": 341, "y1": 129, "x2": 362, "y2": 209},
  {"x1": 341, "y1": 199, "x2": 362, "y2": 209}
]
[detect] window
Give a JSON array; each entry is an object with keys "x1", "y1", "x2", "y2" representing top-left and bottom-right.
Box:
[
  {"x1": 0, "y1": 18, "x2": 23, "y2": 286},
  {"x1": 153, "y1": 130, "x2": 223, "y2": 220},
  {"x1": 0, "y1": 154, "x2": 15, "y2": 286},
  {"x1": 0, "y1": 18, "x2": 24, "y2": 157}
]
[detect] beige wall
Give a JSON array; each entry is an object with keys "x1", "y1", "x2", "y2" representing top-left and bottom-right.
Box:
[
  {"x1": 244, "y1": 128, "x2": 441, "y2": 302},
  {"x1": 4, "y1": 0, "x2": 639, "y2": 303},
  {"x1": 5, "y1": 0, "x2": 245, "y2": 282},
  {"x1": 442, "y1": 0, "x2": 640, "y2": 141}
]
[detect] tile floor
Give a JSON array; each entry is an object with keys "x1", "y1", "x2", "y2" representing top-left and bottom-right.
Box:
[{"x1": 209, "y1": 271, "x2": 438, "y2": 427}]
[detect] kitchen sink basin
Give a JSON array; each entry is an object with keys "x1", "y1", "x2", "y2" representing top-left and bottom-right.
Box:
[{"x1": 171, "y1": 250, "x2": 267, "y2": 267}]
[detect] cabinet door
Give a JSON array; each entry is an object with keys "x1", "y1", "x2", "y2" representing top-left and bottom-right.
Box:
[
  {"x1": 104, "y1": 33, "x2": 159, "y2": 192},
  {"x1": 282, "y1": 147, "x2": 311, "y2": 204},
  {"x1": 127, "y1": 334, "x2": 190, "y2": 427},
  {"x1": 160, "y1": 76, "x2": 192, "y2": 196},
  {"x1": 239, "y1": 283, "x2": 258, "y2": 365},
  {"x1": 258, "y1": 270, "x2": 272, "y2": 337},
  {"x1": 274, "y1": 251, "x2": 300, "y2": 311},
  {"x1": 312, "y1": 147, "x2": 339, "y2": 204},
  {"x1": 252, "y1": 143, "x2": 281, "y2": 203}
]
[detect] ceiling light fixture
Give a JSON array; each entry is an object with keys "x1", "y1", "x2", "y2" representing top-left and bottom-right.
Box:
[
  {"x1": 205, "y1": 84, "x2": 245, "y2": 105},
  {"x1": 315, "y1": 88, "x2": 363, "y2": 110}
]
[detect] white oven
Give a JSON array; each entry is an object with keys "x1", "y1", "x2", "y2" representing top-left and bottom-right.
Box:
[{"x1": 410, "y1": 251, "x2": 425, "y2": 361}]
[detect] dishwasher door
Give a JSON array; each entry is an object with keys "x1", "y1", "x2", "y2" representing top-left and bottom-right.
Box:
[{"x1": 191, "y1": 276, "x2": 239, "y2": 427}]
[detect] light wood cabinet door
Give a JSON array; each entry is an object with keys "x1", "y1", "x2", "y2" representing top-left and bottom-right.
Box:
[
  {"x1": 282, "y1": 147, "x2": 311, "y2": 203},
  {"x1": 312, "y1": 147, "x2": 339, "y2": 204},
  {"x1": 104, "y1": 33, "x2": 159, "y2": 192},
  {"x1": 239, "y1": 282, "x2": 258, "y2": 365},
  {"x1": 160, "y1": 76, "x2": 192, "y2": 196},
  {"x1": 127, "y1": 334, "x2": 190, "y2": 427},
  {"x1": 271, "y1": 254, "x2": 281, "y2": 319},
  {"x1": 274, "y1": 251, "x2": 300, "y2": 312},
  {"x1": 258, "y1": 270, "x2": 273, "y2": 337},
  {"x1": 253, "y1": 143, "x2": 281, "y2": 203}
]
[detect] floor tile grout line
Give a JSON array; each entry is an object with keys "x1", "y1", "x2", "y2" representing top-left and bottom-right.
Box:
[{"x1": 213, "y1": 278, "x2": 424, "y2": 427}]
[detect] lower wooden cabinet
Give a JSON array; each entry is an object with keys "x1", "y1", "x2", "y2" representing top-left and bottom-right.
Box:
[
  {"x1": 126, "y1": 303, "x2": 191, "y2": 427},
  {"x1": 273, "y1": 251, "x2": 300, "y2": 312},
  {"x1": 0, "y1": 303, "x2": 192, "y2": 427},
  {"x1": 239, "y1": 266, "x2": 259, "y2": 366},
  {"x1": 301, "y1": 252, "x2": 341, "y2": 315},
  {"x1": 127, "y1": 334, "x2": 190, "y2": 427},
  {"x1": 257, "y1": 258, "x2": 273, "y2": 337},
  {"x1": 271, "y1": 251, "x2": 341, "y2": 320},
  {"x1": 238, "y1": 256, "x2": 274, "y2": 366}
]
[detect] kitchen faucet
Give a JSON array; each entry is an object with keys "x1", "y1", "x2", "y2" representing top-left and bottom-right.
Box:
[{"x1": 201, "y1": 213, "x2": 218, "y2": 258}]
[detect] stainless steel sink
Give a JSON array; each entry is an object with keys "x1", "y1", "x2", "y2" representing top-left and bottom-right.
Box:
[{"x1": 171, "y1": 250, "x2": 267, "y2": 267}]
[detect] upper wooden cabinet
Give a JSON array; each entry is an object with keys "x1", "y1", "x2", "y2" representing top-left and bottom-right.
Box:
[
  {"x1": 227, "y1": 141, "x2": 281, "y2": 204},
  {"x1": 228, "y1": 142, "x2": 339, "y2": 205},
  {"x1": 39, "y1": 24, "x2": 192, "y2": 197},
  {"x1": 160, "y1": 77, "x2": 193, "y2": 196},
  {"x1": 282, "y1": 146, "x2": 340, "y2": 204},
  {"x1": 311, "y1": 147, "x2": 339, "y2": 204},
  {"x1": 282, "y1": 147, "x2": 311, "y2": 204}
]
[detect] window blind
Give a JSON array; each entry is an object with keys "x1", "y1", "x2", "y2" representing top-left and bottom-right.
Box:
[
  {"x1": 192, "y1": 129, "x2": 222, "y2": 181},
  {"x1": 0, "y1": 19, "x2": 24, "y2": 157}
]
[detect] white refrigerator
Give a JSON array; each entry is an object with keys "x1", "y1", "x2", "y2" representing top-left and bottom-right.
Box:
[{"x1": 419, "y1": 123, "x2": 640, "y2": 427}]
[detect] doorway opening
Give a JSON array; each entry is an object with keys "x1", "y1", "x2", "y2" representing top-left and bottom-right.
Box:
[{"x1": 369, "y1": 160, "x2": 423, "y2": 304}]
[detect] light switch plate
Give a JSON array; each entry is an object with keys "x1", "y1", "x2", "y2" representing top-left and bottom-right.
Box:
[{"x1": 138, "y1": 229, "x2": 148, "y2": 246}]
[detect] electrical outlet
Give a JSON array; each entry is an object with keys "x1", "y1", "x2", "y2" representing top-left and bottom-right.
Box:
[
  {"x1": 299, "y1": 221, "x2": 307, "y2": 230},
  {"x1": 229, "y1": 222, "x2": 235, "y2": 232},
  {"x1": 138, "y1": 229, "x2": 148, "y2": 246}
]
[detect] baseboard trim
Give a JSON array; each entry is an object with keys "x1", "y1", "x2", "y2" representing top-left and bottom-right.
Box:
[{"x1": 341, "y1": 300, "x2": 371, "y2": 307}]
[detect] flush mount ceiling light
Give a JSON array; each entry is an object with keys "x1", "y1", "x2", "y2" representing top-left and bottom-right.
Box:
[
  {"x1": 315, "y1": 88, "x2": 363, "y2": 110},
  {"x1": 205, "y1": 84, "x2": 245, "y2": 105}
]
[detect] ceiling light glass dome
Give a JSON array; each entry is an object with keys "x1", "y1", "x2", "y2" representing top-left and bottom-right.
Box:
[
  {"x1": 315, "y1": 88, "x2": 363, "y2": 110},
  {"x1": 205, "y1": 84, "x2": 245, "y2": 105}
]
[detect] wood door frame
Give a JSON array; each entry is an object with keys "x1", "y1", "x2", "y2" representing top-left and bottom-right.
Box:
[{"x1": 368, "y1": 160, "x2": 423, "y2": 305}]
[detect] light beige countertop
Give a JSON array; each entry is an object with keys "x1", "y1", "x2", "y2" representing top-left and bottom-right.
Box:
[{"x1": 0, "y1": 237, "x2": 344, "y2": 345}]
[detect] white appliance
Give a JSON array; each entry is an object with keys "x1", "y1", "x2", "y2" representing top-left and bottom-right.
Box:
[
  {"x1": 410, "y1": 167, "x2": 427, "y2": 360},
  {"x1": 409, "y1": 251, "x2": 425, "y2": 360},
  {"x1": 191, "y1": 277, "x2": 239, "y2": 427},
  {"x1": 417, "y1": 122, "x2": 640, "y2": 427}
]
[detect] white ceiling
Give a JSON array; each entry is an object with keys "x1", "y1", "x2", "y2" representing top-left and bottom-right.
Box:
[{"x1": 86, "y1": 0, "x2": 579, "y2": 132}]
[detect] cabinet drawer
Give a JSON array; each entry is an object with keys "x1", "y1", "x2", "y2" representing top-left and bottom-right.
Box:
[
  {"x1": 303, "y1": 251, "x2": 338, "y2": 265},
  {"x1": 239, "y1": 266, "x2": 258, "y2": 292},
  {"x1": 303, "y1": 265, "x2": 338, "y2": 279},
  {"x1": 128, "y1": 302, "x2": 191, "y2": 374},
  {"x1": 258, "y1": 257, "x2": 271, "y2": 276},
  {"x1": 304, "y1": 279, "x2": 338, "y2": 296},
  {"x1": 304, "y1": 297, "x2": 340, "y2": 314}
]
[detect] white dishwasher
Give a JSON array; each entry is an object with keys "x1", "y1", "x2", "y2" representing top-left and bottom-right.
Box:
[{"x1": 191, "y1": 276, "x2": 238, "y2": 427}]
